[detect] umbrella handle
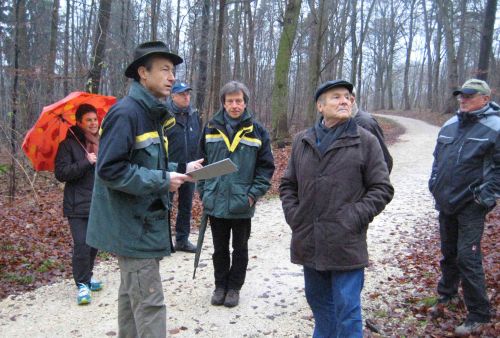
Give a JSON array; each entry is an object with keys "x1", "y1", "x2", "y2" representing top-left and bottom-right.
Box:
[{"x1": 67, "y1": 126, "x2": 90, "y2": 155}]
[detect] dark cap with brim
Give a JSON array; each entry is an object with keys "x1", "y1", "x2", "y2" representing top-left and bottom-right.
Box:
[
  {"x1": 125, "y1": 41, "x2": 183, "y2": 79},
  {"x1": 315, "y1": 80, "x2": 354, "y2": 102}
]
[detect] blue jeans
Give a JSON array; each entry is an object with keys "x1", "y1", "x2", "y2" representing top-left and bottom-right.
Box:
[
  {"x1": 172, "y1": 182, "x2": 195, "y2": 243},
  {"x1": 304, "y1": 266, "x2": 364, "y2": 338}
]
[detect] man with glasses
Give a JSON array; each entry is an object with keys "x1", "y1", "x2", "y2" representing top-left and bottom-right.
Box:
[{"x1": 429, "y1": 79, "x2": 499, "y2": 336}]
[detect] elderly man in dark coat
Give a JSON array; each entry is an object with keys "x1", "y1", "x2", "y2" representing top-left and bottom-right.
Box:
[{"x1": 279, "y1": 80, "x2": 393, "y2": 337}]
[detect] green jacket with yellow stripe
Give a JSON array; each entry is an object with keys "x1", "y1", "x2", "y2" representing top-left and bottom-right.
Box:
[
  {"x1": 198, "y1": 109, "x2": 275, "y2": 219},
  {"x1": 87, "y1": 81, "x2": 180, "y2": 258}
]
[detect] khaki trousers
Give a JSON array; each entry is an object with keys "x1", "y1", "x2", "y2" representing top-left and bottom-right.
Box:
[{"x1": 117, "y1": 256, "x2": 166, "y2": 338}]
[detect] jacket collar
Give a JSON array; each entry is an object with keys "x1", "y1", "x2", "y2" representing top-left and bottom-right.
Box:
[
  {"x1": 302, "y1": 118, "x2": 359, "y2": 155},
  {"x1": 128, "y1": 81, "x2": 173, "y2": 122},
  {"x1": 210, "y1": 108, "x2": 253, "y2": 130},
  {"x1": 166, "y1": 97, "x2": 195, "y2": 116}
]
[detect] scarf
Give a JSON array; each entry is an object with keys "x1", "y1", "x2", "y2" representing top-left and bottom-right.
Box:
[
  {"x1": 223, "y1": 111, "x2": 243, "y2": 141},
  {"x1": 315, "y1": 118, "x2": 351, "y2": 155},
  {"x1": 83, "y1": 130, "x2": 99, "y2": 154}
]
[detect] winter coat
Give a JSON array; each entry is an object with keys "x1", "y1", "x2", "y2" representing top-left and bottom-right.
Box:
[
  {"x1": 54, "y1": 126, "x2": 95, "y2": 218},
  {"x1": 429, "y1": 101, "x2": 500, "y2": 214},
  {"x1": 87, "y1": 81, "x2": 179, "y2": 259},
  {"x1": 198, "y1": 109, "x2": 275, "y2": 219},
  {"x1": 353, "y1": 109, "x2": 393, "y2": 173},
  {"x1": 164, "y1": 98, "x2": 202, "y2": 164},
  {"x1": 279, "y1": 120, "x2": 394, "y2": 271}
]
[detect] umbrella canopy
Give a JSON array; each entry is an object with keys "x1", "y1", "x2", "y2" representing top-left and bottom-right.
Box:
[{"x1": 22, "y1": 92, "x2": 116, "y2": 171}]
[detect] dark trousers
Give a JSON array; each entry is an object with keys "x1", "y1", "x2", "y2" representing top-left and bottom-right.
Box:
[
  {"x1": 172, "y1": 182, "x2": 195, "y2": 243},
  {"x1": 68, "y1": 217, "x2": 97, "y2": 287},
  {"x1": 438, "y1": 203, "x2": 491, "y2": 322},
  {"x1": 209, "y1": 216, "x2": 251, "y2": 290}
]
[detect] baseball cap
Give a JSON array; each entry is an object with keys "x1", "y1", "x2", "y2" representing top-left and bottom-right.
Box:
[
  {"x1": 453, "y1": 79, "x2": 491, "y2": 96},
  {"x1": 172, "y1": 81, "x2": 192, "y2": 94}
]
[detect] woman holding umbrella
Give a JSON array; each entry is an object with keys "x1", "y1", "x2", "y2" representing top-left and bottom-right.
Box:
[{"x1": 55, "y1": 103, "x2": 102, "y2": 305}]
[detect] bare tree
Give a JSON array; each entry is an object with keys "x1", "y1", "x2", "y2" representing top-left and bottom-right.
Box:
[
  {"x1": 476, "y1": 0, "x2": 497, "y2": 81},
  {"x1": 46, "y1": 0, "x2": 60, "y2": 102},
  {"x1": 402, "y1": 0, "x2": 417, "y2": 111},
  {"x1": 271, "y1": 0, "x2": 302, "y2": 144},
  {"x1": 211, "y1": 0, "x2": 226, "y2": 114},
  {"x1": 86, "y1": 0, "x2": 112, "y2": 93}
]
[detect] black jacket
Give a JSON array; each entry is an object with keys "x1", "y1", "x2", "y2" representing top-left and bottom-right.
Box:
[
  {"x1": 429, "y1": 102, "x2": 500, "y2": 214},
  {"x1": 353, "y1": 110, "x2": 393, "y2": 173},
  {"x1": 165, "y1": 98, "x2": 202, "y2": 164},
  {"x1": 54, "y1": 126, "x2": 95, "y2": 218}
]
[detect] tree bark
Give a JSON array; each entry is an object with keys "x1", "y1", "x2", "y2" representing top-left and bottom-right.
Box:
[
  {"x1": 402, "y1": 0, "x2": 416, "y2": 111},
  {"x1": 211, "y1": 0, "x2": 226, "y2": 114},
  {"x1": 271, "y1": 0, "x2": 302, "y2": 144},
  {"x1": 86, "y1": 0, "x2": 112, "y2": 94},
  {"x1": 476, "y1": 0, "x2": 497, "y2": 81},
  {"x1": 195, "y1": 0, "x2": 210, "y2": 119},
  {"x1": 46, "y1": 0, "x2": 60, "y2": 101}
]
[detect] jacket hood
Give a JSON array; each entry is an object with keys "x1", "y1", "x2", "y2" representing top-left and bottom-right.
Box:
[{"x1": 128, "y1": 81, "x2": 173, "y2": 122}]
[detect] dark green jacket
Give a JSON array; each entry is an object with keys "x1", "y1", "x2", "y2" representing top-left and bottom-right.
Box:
[
  {"x1": 87, "y1": 82, "x2": 178, "y2": 258},
  {"x1": 198, "y1": 109, "x2": 275, "y2": 219}
]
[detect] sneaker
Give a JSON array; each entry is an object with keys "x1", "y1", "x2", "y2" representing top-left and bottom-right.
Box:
[
  {"x1": 455, "y1": 320, "x2": 486, "y2": 336},
  {"x1": 430, "y1": 294, "x2": 460, "y2": 316},
  {"x1": 224, "y1": 289, "x2": 240, "y2": 308},
  {"x1": 90, "y1": 278, "x2": 102, "y2": 291},
  {"x1": 77, "y1": 283, "x2": 91, "y2": 305},
  {"x1": 211, "y1": 288, "x2": 226, "y2": 306},
  {"x1": 175, "y1": 240, "x2": 197, "y2": 253}
]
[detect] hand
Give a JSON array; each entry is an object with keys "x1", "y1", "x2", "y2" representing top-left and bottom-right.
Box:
[
  {"x1": 187, "y1": 158, "x2": 204, "y2": 173},
  {"x1": 86, "y1": 152, "x2": 97, "y2": 164},
  {"x1": 169, "y1": 172, "x2": 189, "y2": 192},
  {"x1": 248, "y1": 196, "x2": 255, "y2": 207}
]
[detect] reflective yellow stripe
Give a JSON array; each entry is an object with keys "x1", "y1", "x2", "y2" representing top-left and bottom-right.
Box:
[
  {"x1": 210, "y1": 125, "x2": 254, "y2": 152},
  {"x1": 241, "y1": 136, "x2": 262, "y2": 147},
  {"x1": 136, "y1": 131, "x2": 159, "y2": 143},
  {"x1": 163, "y1": 117, "x2": 176, "y2": 130}
]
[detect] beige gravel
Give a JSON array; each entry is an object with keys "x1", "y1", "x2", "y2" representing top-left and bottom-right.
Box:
[{"x1": 0, "y1": 115, "x2": 440, "y2": 337}]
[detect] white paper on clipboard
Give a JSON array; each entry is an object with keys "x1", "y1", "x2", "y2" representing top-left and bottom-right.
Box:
[{"x1": 186, "y1": 158, "x2": 238, "y2": 180}]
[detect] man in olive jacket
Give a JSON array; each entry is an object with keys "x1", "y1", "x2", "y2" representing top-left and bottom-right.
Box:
[
  {"x1": 198, "y1": 81, "x2": 275, "y2": 308},
  {"x1": 279, "y1": 80, "x2": 393, "y2": 337},
  {"x1": 87, "y1": 41, "x2": 201, "y2": 338}
]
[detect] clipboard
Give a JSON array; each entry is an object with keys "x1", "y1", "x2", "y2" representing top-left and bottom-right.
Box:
[{"x1": 186, "y1": 158, "x2": 238, "y2": 180}]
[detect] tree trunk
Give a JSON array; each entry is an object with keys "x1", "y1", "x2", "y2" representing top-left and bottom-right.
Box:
[
  {"x1": 46, "y1": 0, "x2": 60, "y2": 102},
  {"x1": 63, "y1": 0, "x2": 70, "y2": 95},
  {"x1": 195, "y1": 0, "x2": 210, "y2": 119},
  {"x1": 437, "y1": 0, "x2": 458, "y2": 114},
  {"x1": 151, "y1": 0, "x2": 160, "y2": 40},
  {"x1": 402, "y1": 0, "x2": 416, "y2": 111},
  {"x1": 476, "y1": 0, "x2": 497, "y2": 81},
  {"x1": 422, "y1": 0, "x2": 434, "y2": 109},
  {"x1": 86, "y1": 0, "x2": 112, "y2": 93},
  {"x1": 211, "y1": 0, "x2": 226, "y2": 114},
  {"x1": 271, "y1": 0, "x2": 302, "y2": 144},
  {"x1": 244, "y1": 0, "x2": 256, "y2": 96},
  {"x1": 306, "y1": 0, "x2": 326, "y2": 125}
]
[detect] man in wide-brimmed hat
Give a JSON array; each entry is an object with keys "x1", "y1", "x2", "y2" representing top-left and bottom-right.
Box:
[
  {"x1": 429, "y1": 79, "x2": 499, "y2": 336},
  {"x1": 87, "y1": 41, "x2": 203, "y2": 337}
]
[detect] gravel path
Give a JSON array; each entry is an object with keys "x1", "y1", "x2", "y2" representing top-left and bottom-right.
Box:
[{"x1": 0, "y1": 115, "x2": 440, "y2": 337}]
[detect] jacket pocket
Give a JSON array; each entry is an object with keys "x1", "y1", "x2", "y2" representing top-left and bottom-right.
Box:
[
  {"x1": 228, "y1": 184, "x2": 251, "y2": 214},
  {"x1": 202, "y1": 180, "x2": 218, "y2": 211}
]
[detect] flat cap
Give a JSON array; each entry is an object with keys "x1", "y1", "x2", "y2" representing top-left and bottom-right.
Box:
[{"x1": 314, "y1": 80, "x2": 354, "y2": 102}]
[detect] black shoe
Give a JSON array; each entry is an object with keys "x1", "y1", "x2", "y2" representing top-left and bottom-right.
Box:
[
  {"x1": 224, "y1": 289, "x2": 239, "y2": 308},
  {"x1": 211, "y1": 288, "x2": 226, "y2": 306},
  {"x1": 455, "y1": 320, "x2": 487, "y2": 336},
  {"x1": 430, "y1": 294, "x2": 461, "y2": 316},
  {"x1": 175, "y1": 240, "x2": 197, "y2": 253}
]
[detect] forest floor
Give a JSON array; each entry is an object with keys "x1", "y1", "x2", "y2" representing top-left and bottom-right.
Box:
[{"x1": 0, "y1": 111, "x2": 498, "y2": 337}]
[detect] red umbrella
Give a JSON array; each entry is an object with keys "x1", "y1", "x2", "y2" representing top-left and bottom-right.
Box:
[{"x1": 22, "y1": 92, "x2": 116, "y2": 171}]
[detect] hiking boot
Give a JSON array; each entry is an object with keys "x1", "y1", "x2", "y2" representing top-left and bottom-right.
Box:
[
  {"x1": 430, "y1": 294, "x2": 460, "y2": 316},
  {"x1": 224, "y1": 289, "x2": 240, "y2": 308},
  {"x1": 90, "y1": 278, "x2": 102, "y2": 292},
  {"x1": 211, "y1": 288, "x2": 226, "y2": 306},
  {"x1": 175, "y1": 240, "x2": 197, "y2": 253},
  {"x1": 77, "y1": 283, "x2": 91, "y2": 305},
  {"x1": 454, "y1": 320, "x2": 486, "y2": 336}
]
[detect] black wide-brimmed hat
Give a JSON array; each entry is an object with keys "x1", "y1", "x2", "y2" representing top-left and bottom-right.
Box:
[
  {"x1": 314, "y1": 80, "x2": 353, "y2": 102},
  {"x1": 125, "y1": 41, "x2": 183, "y2": 79}
]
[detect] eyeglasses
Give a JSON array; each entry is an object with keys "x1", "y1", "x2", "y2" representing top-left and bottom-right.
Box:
[
  {"x1": 225, "y1": 99, "x2": 244, "y2": 105},
  {"x1": 457, "y1": 93, "x2": 482, "y2": 100}
]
